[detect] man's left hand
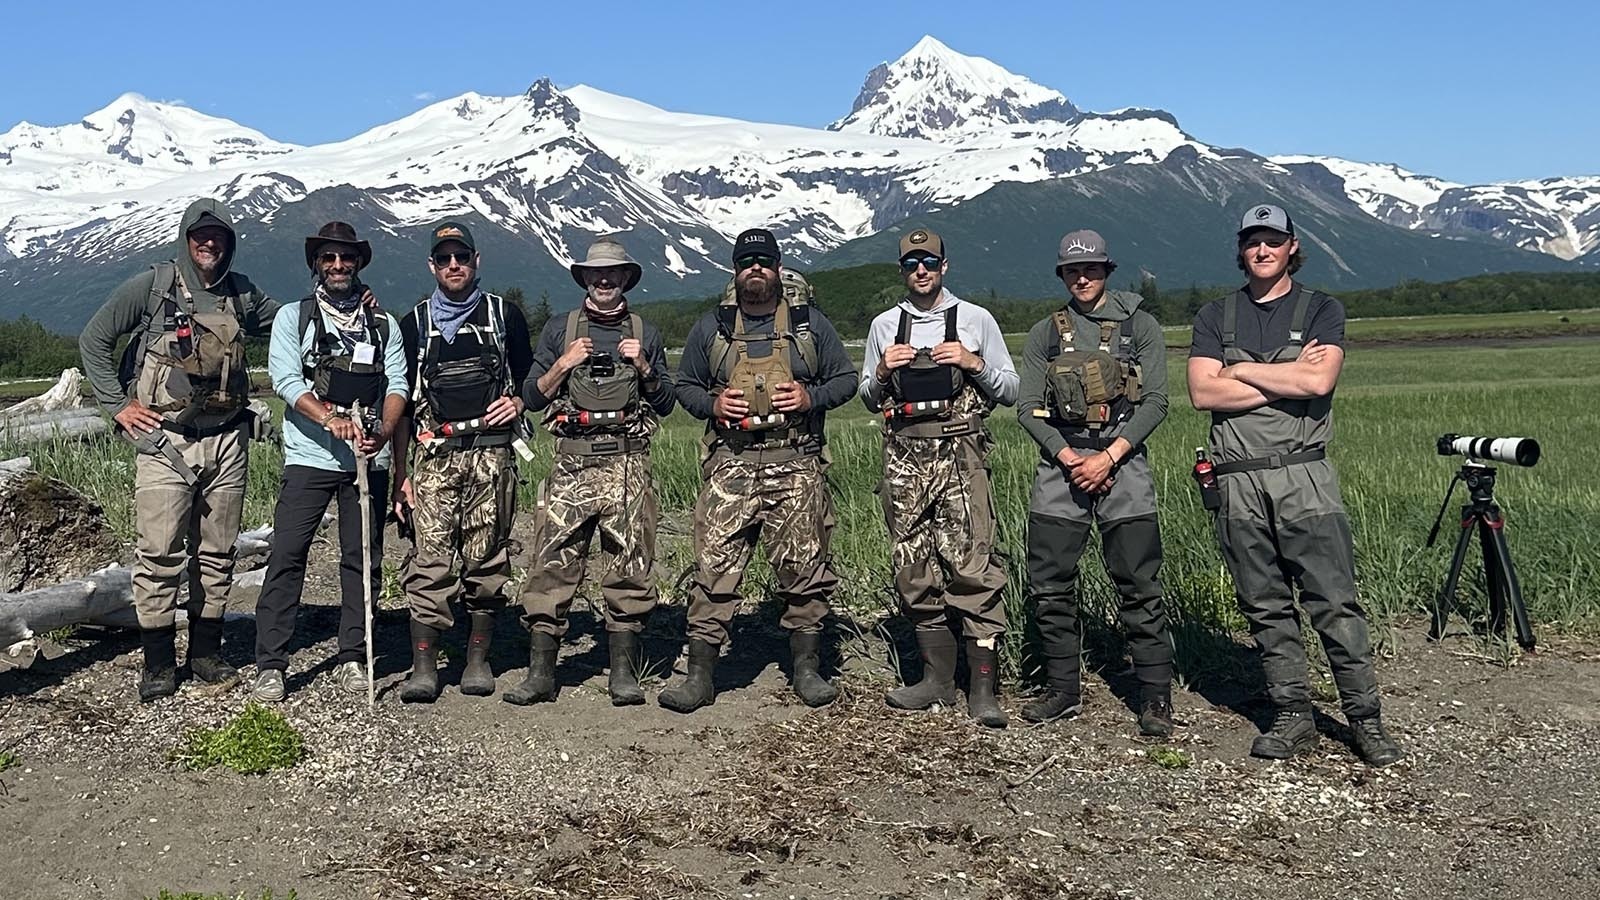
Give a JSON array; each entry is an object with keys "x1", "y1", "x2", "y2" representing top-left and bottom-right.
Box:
[
  {"x1": 482, "y1": 395, "x2": 524, "y2": 426},
  {"x1": 771, "y1": 382, "x2": 813, "y2": 413},
  {"x1": 619, "y1": 337, "x2": 651, "y2": 376},
  {"x1": 931, "y1": 341, "x2": 982, "y2": 373},
  {"x1": 1071, "y1": 451, "x2": 1117, "y2": 493}
]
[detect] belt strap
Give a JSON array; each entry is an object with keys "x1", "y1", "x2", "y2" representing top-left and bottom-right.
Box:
[
  {"x1": 444, "y1": 429, "x2": 514, "y2": 450},
  {"x1": 161, "y1": 413, "x2": 244, "y2": 440},
  {"x1": 555, "y1": 435, "x2": 648, "y2": 456},
  {"x1": 1064, "y1": 434, "x2": 1121, "y2": 452},
  {"x1": 152, "y1": 435, "x2": 199, "y2": 487},
  {"x1": 888, "y1": 414, "x2": 981, "y2": 439},
  {"x1": 1212, "y1": 448, "x2": 1326, "y2": 476}
]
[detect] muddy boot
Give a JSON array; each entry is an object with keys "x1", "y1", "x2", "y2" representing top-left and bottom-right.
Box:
[
  {"x1": 965, "y1": 640, "x2": 1007, "y2": 729},
  {"x1": 658, "y1": 639, "x2": 717, "y2": 713},
  {"x1": 1349, "y1": 713, "x2": 1405, "y2": 767},
  {"x1": 1021, "y1": 656, "x2": 1082, "y2": 723},
  {"x1": 607, "y1": 631, "x2": 645, "y2": 707},
  {"x1": 503, "y1": 632, "x2": 559, "y2": 705},
  {"x1": 399, "y1": 622, "x2": 442, "y2": 704},
  {"x1": 459, "y1": 611, "x2": 497, "y2": 697},
  {"x1": 789, "y1": 631, "x2": 838, "y2": 708},
  {"x1": 885, "y1": 629, "x2": 958, "y2": 710},
  {"x1": 1138, "y1": 685, "x2": 1176, "y2": 738},
  {"x1": 1250, "y1": 705, "x2": 1319, "y2": 759},
  {"x1": 185, "y1": 616, "x2": 238, "y2": 686},
  {"x1": 138, "y1": 626, "x2": 179, "y2": 703}
]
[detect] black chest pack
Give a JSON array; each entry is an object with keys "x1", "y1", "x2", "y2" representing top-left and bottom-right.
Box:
[
  {"x1": 413, "y1": 294, "x2": 509, "y2": 424},
  {"x1": 558, "y1": 309, "x2": 643, "y2": 429},
  {"x1": 886, "y1": 306, "x2": 965, "y2": 419},
  {"x1": 299, "y1": 300, "x2": 389, "y2": 411},
  {"x1": 1035, "y1": 311, "x2": 1142, "y2": 429}
]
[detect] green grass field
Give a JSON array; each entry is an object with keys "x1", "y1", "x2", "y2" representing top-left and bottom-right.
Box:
[{"x1": 8, "y1": 337, "x2": 1595, "y2": 684}]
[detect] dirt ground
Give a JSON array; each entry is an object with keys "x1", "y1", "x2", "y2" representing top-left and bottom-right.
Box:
[{"x1": 3, "y1": 526, "x2": 1599, "y2": 900}]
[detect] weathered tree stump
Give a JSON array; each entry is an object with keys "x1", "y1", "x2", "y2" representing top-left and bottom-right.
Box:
[{"x1": 0, "y1": 457, "x2": 121, "y2": 594}]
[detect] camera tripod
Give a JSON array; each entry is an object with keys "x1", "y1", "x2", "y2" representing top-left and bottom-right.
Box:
[{"x1": 1426, "y1": 462, "x2": 1535, "y2": 650}]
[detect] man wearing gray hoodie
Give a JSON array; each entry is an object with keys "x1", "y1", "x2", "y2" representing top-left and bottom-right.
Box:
[
  {"x1": 861, "y1": 228, "x2": 1019, "y2": 728},
  {"x1": 1016, "y1": 230, "x2": 1175, "y2": 736}
]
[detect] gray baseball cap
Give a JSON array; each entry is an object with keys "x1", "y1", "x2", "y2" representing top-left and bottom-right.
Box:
[
  {"x1": 1238, "y1": 203, "x2": 1295, "y2": 237},
  {"x1": 1055, "y1": 229, "x2": 1115, "y2": 273}
]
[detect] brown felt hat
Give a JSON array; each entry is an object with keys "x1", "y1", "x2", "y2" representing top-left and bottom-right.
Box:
[{"x1": 304, "y1": 221, "x2": 372, "y2": 272}]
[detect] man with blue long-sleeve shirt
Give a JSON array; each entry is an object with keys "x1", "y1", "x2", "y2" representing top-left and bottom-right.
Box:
[{"x1": 250, "y1": 223, "x2": 408, "y2": 702}]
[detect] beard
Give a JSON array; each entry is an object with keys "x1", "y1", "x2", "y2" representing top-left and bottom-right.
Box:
[
  {"x1": 736, "y1": 273, "x2": 778, "y2": 305},
  {"x1": 321, "y1": 271, "x2": 355, "y2": 295}
]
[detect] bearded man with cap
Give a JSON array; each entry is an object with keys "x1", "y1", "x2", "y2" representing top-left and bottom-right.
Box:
[
  {"x1": 1016, "y1": 229, "x2": 1176, "y2": 736},
  {"x1": 503, "y1": 236, "x2": 676, "y2": 706},
  {"x1": 1188, "y1": 204, "x2": 1402, "y2": 766},
  {"x1": 859, "y1": 228, "x2": 1018, "y2": 728},
  {"x1": 78, "y1": 199, "x2": 283, "y2": 702},
  {"x1": 391, "y1": 221, "x2": 534, "y2": 703},
  {"x1": 245, "y1": 223, "x2": 409, "y2": 702},
  {"x1": 663, "y1": 228, "x2": 858, "y2": 713}
]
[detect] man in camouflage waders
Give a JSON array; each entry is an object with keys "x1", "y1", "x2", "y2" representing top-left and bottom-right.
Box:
[
  {"x1": 1188, "y1": 204, "x2": 1403, "y2": 766},
  {"x1": 664, "y1": 228, "x2": 858, "y2": 712},
  {"x1": 860, "y1": 228, "x2": 1018, "y2": 728},
  {"x1": 1017, "y1": 230, "x2": 1176, "y2": 737},
  {"x1": 506, "y1": 236, "x2": 676, "y2": 706}
]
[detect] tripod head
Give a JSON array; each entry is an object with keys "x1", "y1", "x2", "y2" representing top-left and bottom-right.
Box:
[{"x1": 1426, "y1": 462, "x2": 1501, "y2": 548}]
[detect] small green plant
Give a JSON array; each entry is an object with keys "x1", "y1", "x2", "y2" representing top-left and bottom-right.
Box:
[
  {"x1": 146, "y1": 890, "x2": 298, "y2": 900},
  {"x1": 1150, "y1": 747, "x2": 1192, "y2": 770},
  {"x1": 0, "y1": 750, "x2": 19, "y2": 773},
  {"x1": 172, "y1": 704, "x2": 305, "y2": 775}
]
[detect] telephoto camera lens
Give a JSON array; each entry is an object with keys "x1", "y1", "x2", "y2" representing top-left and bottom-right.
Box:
[{"x1": 1436, "y1": 434, "x2": 1541, "y2": 467}]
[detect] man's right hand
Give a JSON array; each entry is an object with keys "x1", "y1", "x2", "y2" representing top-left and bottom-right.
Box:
[
  {"x1": 327, "y1": 416, "x2": 360, "y2": 442},
  {"x1": 557, "y1": 337, "x2": 594, "y2": 372},
  {"x1": 1055, "y1": 446, "x2": 1084, "y2": 470},
  {"x1": 392, "y1": 476, "x2": 414, "y2": 522},
  {"x1": 713, "y1": 388, "x2": 750, "y2": 420},
  {"x1": 114, "y1": 399, "x2": 164, "y2": 436},
  {"x1": 876, "y1": 344, "x2": 917, "y2": 380}
]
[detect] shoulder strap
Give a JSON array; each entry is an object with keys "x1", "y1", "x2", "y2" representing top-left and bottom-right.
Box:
[
  {"x1": 1051, "y1": 309, "x2": 1075, "y2": 350},
  {"x1": 627, "y1": 313, "x2": 642, "y2": 340},
  {"x1": 564, "y1": 308, "x2": 584, "y2": 345},
  {"x1": 298, "y1": 299, "x2": 318, "y2": 345},
  {"x1": 1222, "y1": 293, "x2": 1239, "y2": 351},
  {"x1": 1287, "y1": 286, "x2": 1315, "y2": 347},
  {"x1": 895, "y1": 308, "x2": 911, "y2": 345},
  {"x1": 146, "y1": 262, "x2": 178, "y2": 319},
  {"x1": 944, "y1": 306, "x2": 959, "y2": 343},
  {"x1": 1098, "y1": 321, "x2": 1116, "y2": 352},
  {"x1": 414, "y1": 299, "x2": 436, "y2": 401}
]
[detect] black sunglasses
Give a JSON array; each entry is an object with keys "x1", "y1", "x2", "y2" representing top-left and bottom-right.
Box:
[
  {"x1": 432, "y1": 250, "x2": 474, "y2": 266},
  {"x1": 735, "y1": 254, "x2": 778, "y2": 272},
  {"x1": 318, "y1": 251, "x2": 360, "y2": 265},
  {"x1": 1240, "y1": 236, "x2": 1291, "y2": 250},
  {"x1": 900, "y1": 255, "x2": 942, "y2": 273}
]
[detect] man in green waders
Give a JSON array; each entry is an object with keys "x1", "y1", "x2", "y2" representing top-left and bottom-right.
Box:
[{"x1": 1188, "y1": 204, "x2": 1403, "y2": 766}]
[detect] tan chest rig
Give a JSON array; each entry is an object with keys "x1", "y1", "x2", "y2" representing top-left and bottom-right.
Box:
[
  {"x1": 711, "y1": 298, "x2": 819, "y2": 436},
  {"x1": 884, "y1": 306, "x2": 984, "y2": 438},
  {"x1": 551, "y1": 309, "x2": 644, "y2": 432},
  {"x1": 1034, "y1": 311, "x2": 1142, "y2": 429},
  {"x1": 132, "y1": 266, "x2": 250, "y2": 429}
]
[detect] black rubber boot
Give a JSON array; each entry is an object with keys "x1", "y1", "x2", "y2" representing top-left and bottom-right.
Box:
[
  {"x1": 1021, "y1": 656, "x2": 1082, "y2": 723},
  {"x1": 503, "y1": 632, "x2": 559, "y2": 705},
  {"x1": 1138, "y1": 685, "x2": 1176, "y2": 738},
  {"x1": 399, "y1": 622, "x2": 442, "y2": 704},
  {"x1": 459, "y1": 611, "x2": 496, "y2": 697},
  {"x1": 186, "y1": 616, "x2": 238, "y2": 686},
  {"x1": 885, "y1": 628, "x2": 958, "y2": 710},
  {"x1": 1349, "y1": 713, "x2": 1405, "y2": 767},
  {"x1": 607, "y1": 631, "x2": 645, "y2": 707},
  {"x1": 789, "y1": 631, "x2": 839, "y2": 708},
  {"x1": 1250, "y1": 705, "x2": 1319, "y2": 759},
  {"x1": 138, "y1": 626, "x2": 179, "y2": 703},
  {"x1": 658, "y1": 639, "x2": 718, "y2": 713},
  {"x1": 965, "y1": 640, "x2": 1007, "y2": 729}
]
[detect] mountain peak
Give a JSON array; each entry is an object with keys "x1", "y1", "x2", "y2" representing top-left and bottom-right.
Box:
[{"x1": 829, "y1": 36, "x2": 1077, "y2": 140}]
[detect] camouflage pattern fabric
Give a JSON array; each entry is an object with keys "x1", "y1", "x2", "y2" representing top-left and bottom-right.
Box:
[
  {"x1": 402, "y1": 443, "x2": 517, "y2": 629},
  {"x1": 518, "y1": 450, "x2": 658, "y2": 637},
  {"x1": 686, "y1": 450, "x2": 837, "y2": 645}
]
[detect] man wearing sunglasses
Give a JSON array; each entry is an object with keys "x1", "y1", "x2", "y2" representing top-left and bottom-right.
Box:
[
  {"x1": 1188, "y1": 204, "x2": 1402, "y2": 766},
  {"x1": 250, "y1": 222, "x2": 409, "y2": 702},
  {"x1": 860, "y1": 229, "x2": 1018, "y2": 728},
  {"x1": 1017, "y1": 229, "x2": 1175, "y2": 737},
  {"x1": 79, "y1": 199, "x2": 283, "y2": 702},
  {"x1": 391, "y1": 221, "x2": 534, "y2": 702},
  {"x1": 665, "y1": 228, "x2": 858, "y2": 712}
]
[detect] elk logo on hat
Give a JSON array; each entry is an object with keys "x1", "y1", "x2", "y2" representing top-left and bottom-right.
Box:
[{"x1": 1066, "y1": 236, "x2": 1096, "y2": 254}]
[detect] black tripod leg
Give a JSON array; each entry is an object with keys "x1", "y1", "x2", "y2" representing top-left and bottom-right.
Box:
[
  {"x1": 1483, "y1": 506, "x2": 1536, "y2": 651},
  {"x1": 1479, "y1": 516, "x2": 1508, "y2": 639},
  {"x1": 1431, "y1": 509, "x2": 1476, "y2": 641}
]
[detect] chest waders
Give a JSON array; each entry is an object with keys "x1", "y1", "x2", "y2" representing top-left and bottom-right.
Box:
[{"x1": 884, "y1": 307, "x2": 983, "y2": 438}]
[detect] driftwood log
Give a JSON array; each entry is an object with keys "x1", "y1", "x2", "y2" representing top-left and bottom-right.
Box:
[{"x1": 0, "y1": 369, "x2": 111, "y2": 444}]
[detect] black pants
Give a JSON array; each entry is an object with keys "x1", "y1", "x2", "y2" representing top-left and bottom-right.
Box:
[{"x1": 254, "y1": 464, "x2": 386, "y2": 672}]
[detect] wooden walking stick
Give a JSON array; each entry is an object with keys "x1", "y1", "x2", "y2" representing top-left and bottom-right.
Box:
[{"x1": 352, "y1": 400, "x2": 377, "y2": 710}]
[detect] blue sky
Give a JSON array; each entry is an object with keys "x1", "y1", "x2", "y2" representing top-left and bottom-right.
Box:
[{"x1": 5, "y1": 0, "x2": 1595, "y2": 185}]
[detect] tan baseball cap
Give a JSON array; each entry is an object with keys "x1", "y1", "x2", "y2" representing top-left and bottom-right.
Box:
[{"x1": 898, "y1": 227, "x2": 944, "y2": 259}]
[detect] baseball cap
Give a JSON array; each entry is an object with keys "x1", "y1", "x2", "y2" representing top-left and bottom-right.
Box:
[
  {"x1": 898, "y1": 228, "x2": 945, "y2": 259},
  {"x1": 1055, "y1": 229, "x2": 1114, "y2": 270},
  {"x1": 732, "y1": 228, "x2": 780, "y2": 263},
  {"x1": 429, "y1": 220, "x2": 477, "y2": 254},
  {"x1": 1238, "y1": 204, "x2": 1295, "y2": 238}
]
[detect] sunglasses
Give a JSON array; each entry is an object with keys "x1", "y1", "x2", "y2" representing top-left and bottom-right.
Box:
[
  {"x1": 735, "y1": 254, "x2": 778, "y2": 272},
  {"x1": 432, "y1": 250, "x2": 474, "y2": 266},
  {"x1": 1240, "y1": 236, "x2": 1291, "y2": 250},
  {"x1": 318, "y1": 251, "x2": 360, "y2": 265},
  {"x1": 900, "y1": 255, "x2": 942, "y2": 273}
]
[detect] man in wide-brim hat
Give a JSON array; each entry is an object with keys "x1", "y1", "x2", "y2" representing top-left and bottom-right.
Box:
[{"x1": 303, "y1": 221, "x2": 373, "y2": 273}]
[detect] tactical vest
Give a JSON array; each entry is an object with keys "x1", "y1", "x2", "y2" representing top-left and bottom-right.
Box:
[
  {"x1": 412, "y1": 293, "x2": 511, "y2": 431},
  {"x1": 884, "y1": 306, "x2": 983, "y2": 438},
  {"x1": 1035, "y1": 311, "x2": 1142, "y2": 430},
  {"x1": 1210, "y1": 286, "x2": 1333, "y2": 467},
  {"x1": 709, "y1": 294, "x2": 820, "y2": 439},
  {"x1": 124, "y1": 262, "x2": 251, "y2": 433},
  {"x1": 299, "y1": 300, "x2": 389, "y2": 411},
  {"x1": 560, "y1": 308, "x2": 643, "y2": 428}
]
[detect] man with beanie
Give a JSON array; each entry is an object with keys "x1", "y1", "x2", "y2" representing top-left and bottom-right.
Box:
[
  {"x1": 505, "y1": 236, "x2": 676, "y2": 707},
  {"x1": 1188, "y1": 204, "x2": 1402, "y2": 766},
  {"x1": 1017, "y1": 229, "x2": 1177, "y2": 736},
  {"x1": 860, "y1": 228, "x2": 1018, "y2": 728},
  {"x1": 391, "y1": 221, "x2": 533, "y2": 702},
  {"x1": 663, "y1": 228, "x2": 857, "y2": 712},
  {"x1": 250, "y1": 223, "x2": 409, "y2": 702}
]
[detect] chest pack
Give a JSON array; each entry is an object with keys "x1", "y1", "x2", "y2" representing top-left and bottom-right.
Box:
[
  {"x1": 413, "y1": 293, "x2": 509, "y2": 424},
  {"x1": 124, "y1": 262, "x2": 251, "y2": 428},
  {"x1": 1037, "y1": 312, "x2": 1142, "y2": 429},
  {"x1": 711, "y1": 295, "x2": 818, "y2": 433},
  {"x1": 299, "y1": 300, "x2": 389, "y2": 411},
  {"x1": 560, "y1": 308, "x2": 643, "y2": 428},
  {"x1": 887, "y1": 307, "x2": 965, "y2": 418}
]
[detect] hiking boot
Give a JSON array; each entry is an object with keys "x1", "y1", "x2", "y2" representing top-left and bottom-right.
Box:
[
  {"x1": 186, "y1": 616, "x2": 238, "y2": 686},
  {"x1": 459, "y1": 610, "x2": 497, "y2": 697},
  {"x1": 1349, "y1": 714, "x2": 1405, "y2": 767},
  {"x1": 658, "y1": 639, "x2": 718, "y2": 713},
  {"x1": 503, "y1": 631, "x2": 559, "y2": 705},
  {"x1": 251, "y1": 668, "x2": 286, "y2": 703},
  {"x1": 332, "y1": 660, "x2": 369, "y2": 694},
  {"x1": 965, "y1": 640, "x2": 1007, "y2": 729},
  {"x1": 885, "y1": 629, "x2": 958, "y2": 710},
  {"x1": 138, "y1": 626, "x2": 179, "y2": 703},
  {"x1": 1250, "y1": 706, "x2": 1319, "y2": 759},
  {"x1": 607, "y1": 631, "x2": 645, "y2": 707},
  {"x1": 789, "y1": 630, "x2": 839, "y2": 707},
  {"x1": 1021, "y1": 656, "x2": 1081, "y2": 723},
  {"x1": 399, "y1": 622, "x2": 442, "y2": 704},
  {"x1": 1138, "y1": 689, "x2": 1176, "y2": 738}
]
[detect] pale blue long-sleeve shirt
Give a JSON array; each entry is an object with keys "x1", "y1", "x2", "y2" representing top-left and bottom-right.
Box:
[
  {"x1": 269, "y1": 301, "x2": 408, "y2": 472},
  {"x1": 859, "y1": 289, "x2": 1019, "y2": 410}
]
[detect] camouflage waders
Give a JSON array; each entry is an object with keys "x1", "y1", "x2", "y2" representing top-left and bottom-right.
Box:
[
  {"x1": 132, "y1": 425, "x2": 248, "y2": 628},
  {"x1": 402, "y1": 443, "x2": 518, "y2": 629}
]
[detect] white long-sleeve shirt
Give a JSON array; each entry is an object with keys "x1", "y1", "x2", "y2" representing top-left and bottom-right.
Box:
[{"x1": 859, "y1": 289, "x2": 1019, "y2": 410}]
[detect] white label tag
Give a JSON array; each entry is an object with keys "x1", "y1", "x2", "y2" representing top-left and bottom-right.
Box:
[{"x1": 352, "y1": 342, "x2": 376, "y2": 365}]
